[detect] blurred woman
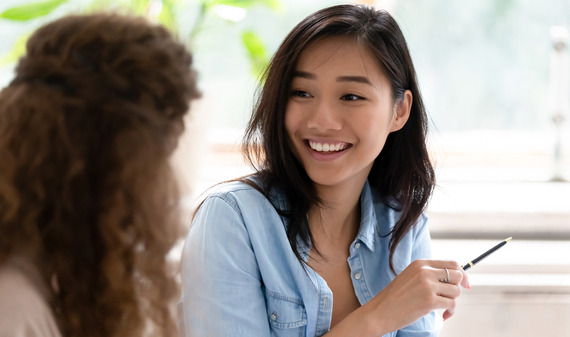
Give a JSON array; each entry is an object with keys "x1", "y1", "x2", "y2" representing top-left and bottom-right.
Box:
[{"x1": 0, "y1": 13, "x2": 200, "y2": 337}]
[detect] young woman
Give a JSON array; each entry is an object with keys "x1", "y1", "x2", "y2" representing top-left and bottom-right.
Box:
[
  {"x1": 0, "y1": 13, "x2": 200, "y2": 337},
  {"x1": 181, "y1": 4, "x2": 468, "y2": 337}
]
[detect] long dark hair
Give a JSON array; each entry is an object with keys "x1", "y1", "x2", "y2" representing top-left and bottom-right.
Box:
[
  {"x1": 242, "y1": 4, "x2": 434, "y2": 272},
  {"x1": 0, "y1": 13, "x2": 200, "y2": 337}
]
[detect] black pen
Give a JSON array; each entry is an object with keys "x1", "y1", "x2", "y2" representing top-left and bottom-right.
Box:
[{"x1": 462, "y1": 237, "x2": 512, "y2": 271}]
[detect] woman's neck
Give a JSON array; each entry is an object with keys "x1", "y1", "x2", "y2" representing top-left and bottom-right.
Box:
[{"x1": 309, "y1": 179, "x2": 365, "y2": 247}]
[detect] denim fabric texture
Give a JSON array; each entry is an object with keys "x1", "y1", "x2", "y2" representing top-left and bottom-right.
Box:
[{"x1": 181, "y1": 178, "x2": 437, "y2": 337}]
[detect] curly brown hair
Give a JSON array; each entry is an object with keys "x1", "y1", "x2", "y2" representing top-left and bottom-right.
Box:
[{"x1": 0, "y1": 13, "x2": 199, "y2": 337}]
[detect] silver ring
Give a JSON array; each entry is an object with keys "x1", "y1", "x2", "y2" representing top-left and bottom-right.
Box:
[{"x1": 439, "y1": 267, "x2": 450, "y2": 283}]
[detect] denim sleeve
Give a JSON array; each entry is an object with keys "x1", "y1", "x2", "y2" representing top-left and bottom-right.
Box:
[
  {"x1": 396, "y1": 214, "x2": 439, "y2": 337},
  {"x1": 180, "y1": 194, "x2": 270, "y2": 337}
]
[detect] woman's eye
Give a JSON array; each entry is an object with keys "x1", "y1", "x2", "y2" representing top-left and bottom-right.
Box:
[
  {"x1": 290, "y1": 90, "x2": 311, "y2": 98},
  {"x1": 341, "y1": 94, "x2": 365, "y2": 101}
]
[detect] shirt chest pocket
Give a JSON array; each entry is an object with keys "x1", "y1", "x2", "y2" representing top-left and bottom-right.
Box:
[{"x1": 265, "y1": 291, "x2": 308, "y2": 336}]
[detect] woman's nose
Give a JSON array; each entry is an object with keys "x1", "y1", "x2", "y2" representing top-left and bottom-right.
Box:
[{"x1": 306, "y1": 99, "x2": 342, "y2": 132}]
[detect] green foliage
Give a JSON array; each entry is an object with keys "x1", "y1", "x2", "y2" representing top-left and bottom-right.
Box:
[
  {"x1": 0, "y1": 34, "x2": 29, "y2": 67},
  {"x1": 0, "y1": 0, "x2": 68, "y2": 21},
  {"x1": 208, "y1": 0, "x2": 280, "y2": 10},
  {"x1": 0, "y1": 0, "x2": 277, "y2": 75},
  {"x1": 157, "y1": 0, "x2": 179, "y2": 33},
  {"x1": 242, "y1": 30, "x2": 267, "y2": 77},
  {"x1": 188, "y1": 0, "x2": 277, "y2": 74}
]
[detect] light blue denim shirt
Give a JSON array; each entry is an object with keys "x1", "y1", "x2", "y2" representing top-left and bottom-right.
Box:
[{"x1": 181, "y1": 179, "x2": 437, "y2": 337}]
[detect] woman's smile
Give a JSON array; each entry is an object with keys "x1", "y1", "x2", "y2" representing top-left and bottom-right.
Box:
[
  {"x1": 306, "y1": 139, "x2": 351, "y2": 152},
  {"x1": 304, "y1": 139, "x2": 352, "y2": 161}
]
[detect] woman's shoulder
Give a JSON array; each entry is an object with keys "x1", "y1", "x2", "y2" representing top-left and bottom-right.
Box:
[
  {"x1": 186, "y1": 176, "x2": 288, "y2": 253},
  {"x1": 0, "y1": 258, "x2": 62, "y2": 337},
  {"x1": 192, "y1": 176, "x2": 285, "y2": 224},
  {"x1": 201, "y1": 176, "x2": 283, "y2": 208},
  {"x1": 206, "y1": 178, "x2": 260, "y2": 196}
]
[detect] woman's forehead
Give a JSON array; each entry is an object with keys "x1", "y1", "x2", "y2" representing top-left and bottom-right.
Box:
[{"x1": 293, "y1": 36, "x2": 387, "y2": 85}]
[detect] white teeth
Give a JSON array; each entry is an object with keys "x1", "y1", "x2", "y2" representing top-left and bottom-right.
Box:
[{"x1": 309, "y1": 141, "x2": 347, "y2": 152}]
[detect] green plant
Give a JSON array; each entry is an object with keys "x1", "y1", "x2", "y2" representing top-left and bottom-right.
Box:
[
  {"x1": 0, "y1": 0, "x2": 68, "y2": 21},
  {"x1": 0, "y1": 0, "x2": 279, "y2": 76}
]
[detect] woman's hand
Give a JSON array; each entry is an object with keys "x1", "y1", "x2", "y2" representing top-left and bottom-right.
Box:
[
  {"x1": 324, "y1": 260, "x2": 469, "y2": 337},
  {"x1": 362, "y1": 259, "x2": 469, "y2": 334}
]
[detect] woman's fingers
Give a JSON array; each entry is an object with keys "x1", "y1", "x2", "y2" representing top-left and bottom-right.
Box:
[
  {"x1": 442, "y1": 308, "x2": 455, "y2": 322},
  {"x1": 436, "y1": 279, "x2": 462, "y2": 300},
  {"x1": 442, "y1": 268, "x2": 463, "y2": 285},
  {"x1": 413, "y1": 260, "x2": 470, "y2": 322},
  {"x1": 423, "y1": 259, "x2": 462, "y2": 270},
  {"x1": 420, "y1": 260, "x2": 471, "y2": 321},
  {"x1": 460, "y1": 268, "x2": 471, "y2": 289},
  {"x1": 421, "y1": 259, "x2": 471, "y2": 289}
]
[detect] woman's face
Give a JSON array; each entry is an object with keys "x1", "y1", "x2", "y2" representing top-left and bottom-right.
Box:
[{"x1": 285, "y1": 36, "x2": 411, "y2": 191}]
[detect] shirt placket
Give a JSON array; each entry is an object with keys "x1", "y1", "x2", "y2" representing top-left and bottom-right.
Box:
[
  {"x1": 348, "y1": 241, "x2": 373, "y2": 305},
  {"x1": 312, "y1": 271, "x2": 333, "y2": 336}
]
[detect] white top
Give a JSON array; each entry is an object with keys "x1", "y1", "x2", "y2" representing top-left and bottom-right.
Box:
[{"x1": 0, "y1": 257, "x2": 62, "y2": 337}]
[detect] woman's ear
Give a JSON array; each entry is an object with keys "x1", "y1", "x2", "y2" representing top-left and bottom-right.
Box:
[{"x1": 390, "y1": 89, "x2": 412, "y2": 132}]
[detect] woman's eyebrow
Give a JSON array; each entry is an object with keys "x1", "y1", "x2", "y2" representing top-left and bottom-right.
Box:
[
  {"x1": 337, "y1": 75, "x2": 372, "y2": 85},
  {"x1": 292, "y1": 71, "x2": 372, "y2": 86},
  {"x1": 292, "y1": 70, "x2": 315, "y2": 79},
  {"x1": 292, "y1": 70, "x2": 372, "y2": 85}
]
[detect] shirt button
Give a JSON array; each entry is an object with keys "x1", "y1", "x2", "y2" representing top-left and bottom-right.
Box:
[
  {"x1": 355, "y1": 242, "x2": 361, "y2": 249},
  {"x1": 324, "y1": 297, "x2": 329, "y2": 310},
  {"x1": 270, "y1": 312, "x2": 277, "y2": 321},
  {"x1": 354, "y1": 272, "x2": 362, "y2": 280}
]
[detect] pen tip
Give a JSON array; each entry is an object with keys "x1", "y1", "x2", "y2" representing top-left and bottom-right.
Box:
[{"x1": 505, "y1": 237, "x2": 512, "y2": 242}]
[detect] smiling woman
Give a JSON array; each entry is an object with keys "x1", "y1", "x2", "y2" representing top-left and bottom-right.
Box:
[
  {"x1": 180, "y1": 4, "x2": 469, "y2": 337},
  {"x1": 283, "y1": 37, "x2": 412, "y2": 325}
]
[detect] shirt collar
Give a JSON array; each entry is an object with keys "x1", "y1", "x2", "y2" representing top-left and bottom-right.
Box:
[{"x1": 355, "y1": 180, "x2": 377, "y2": 252}]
